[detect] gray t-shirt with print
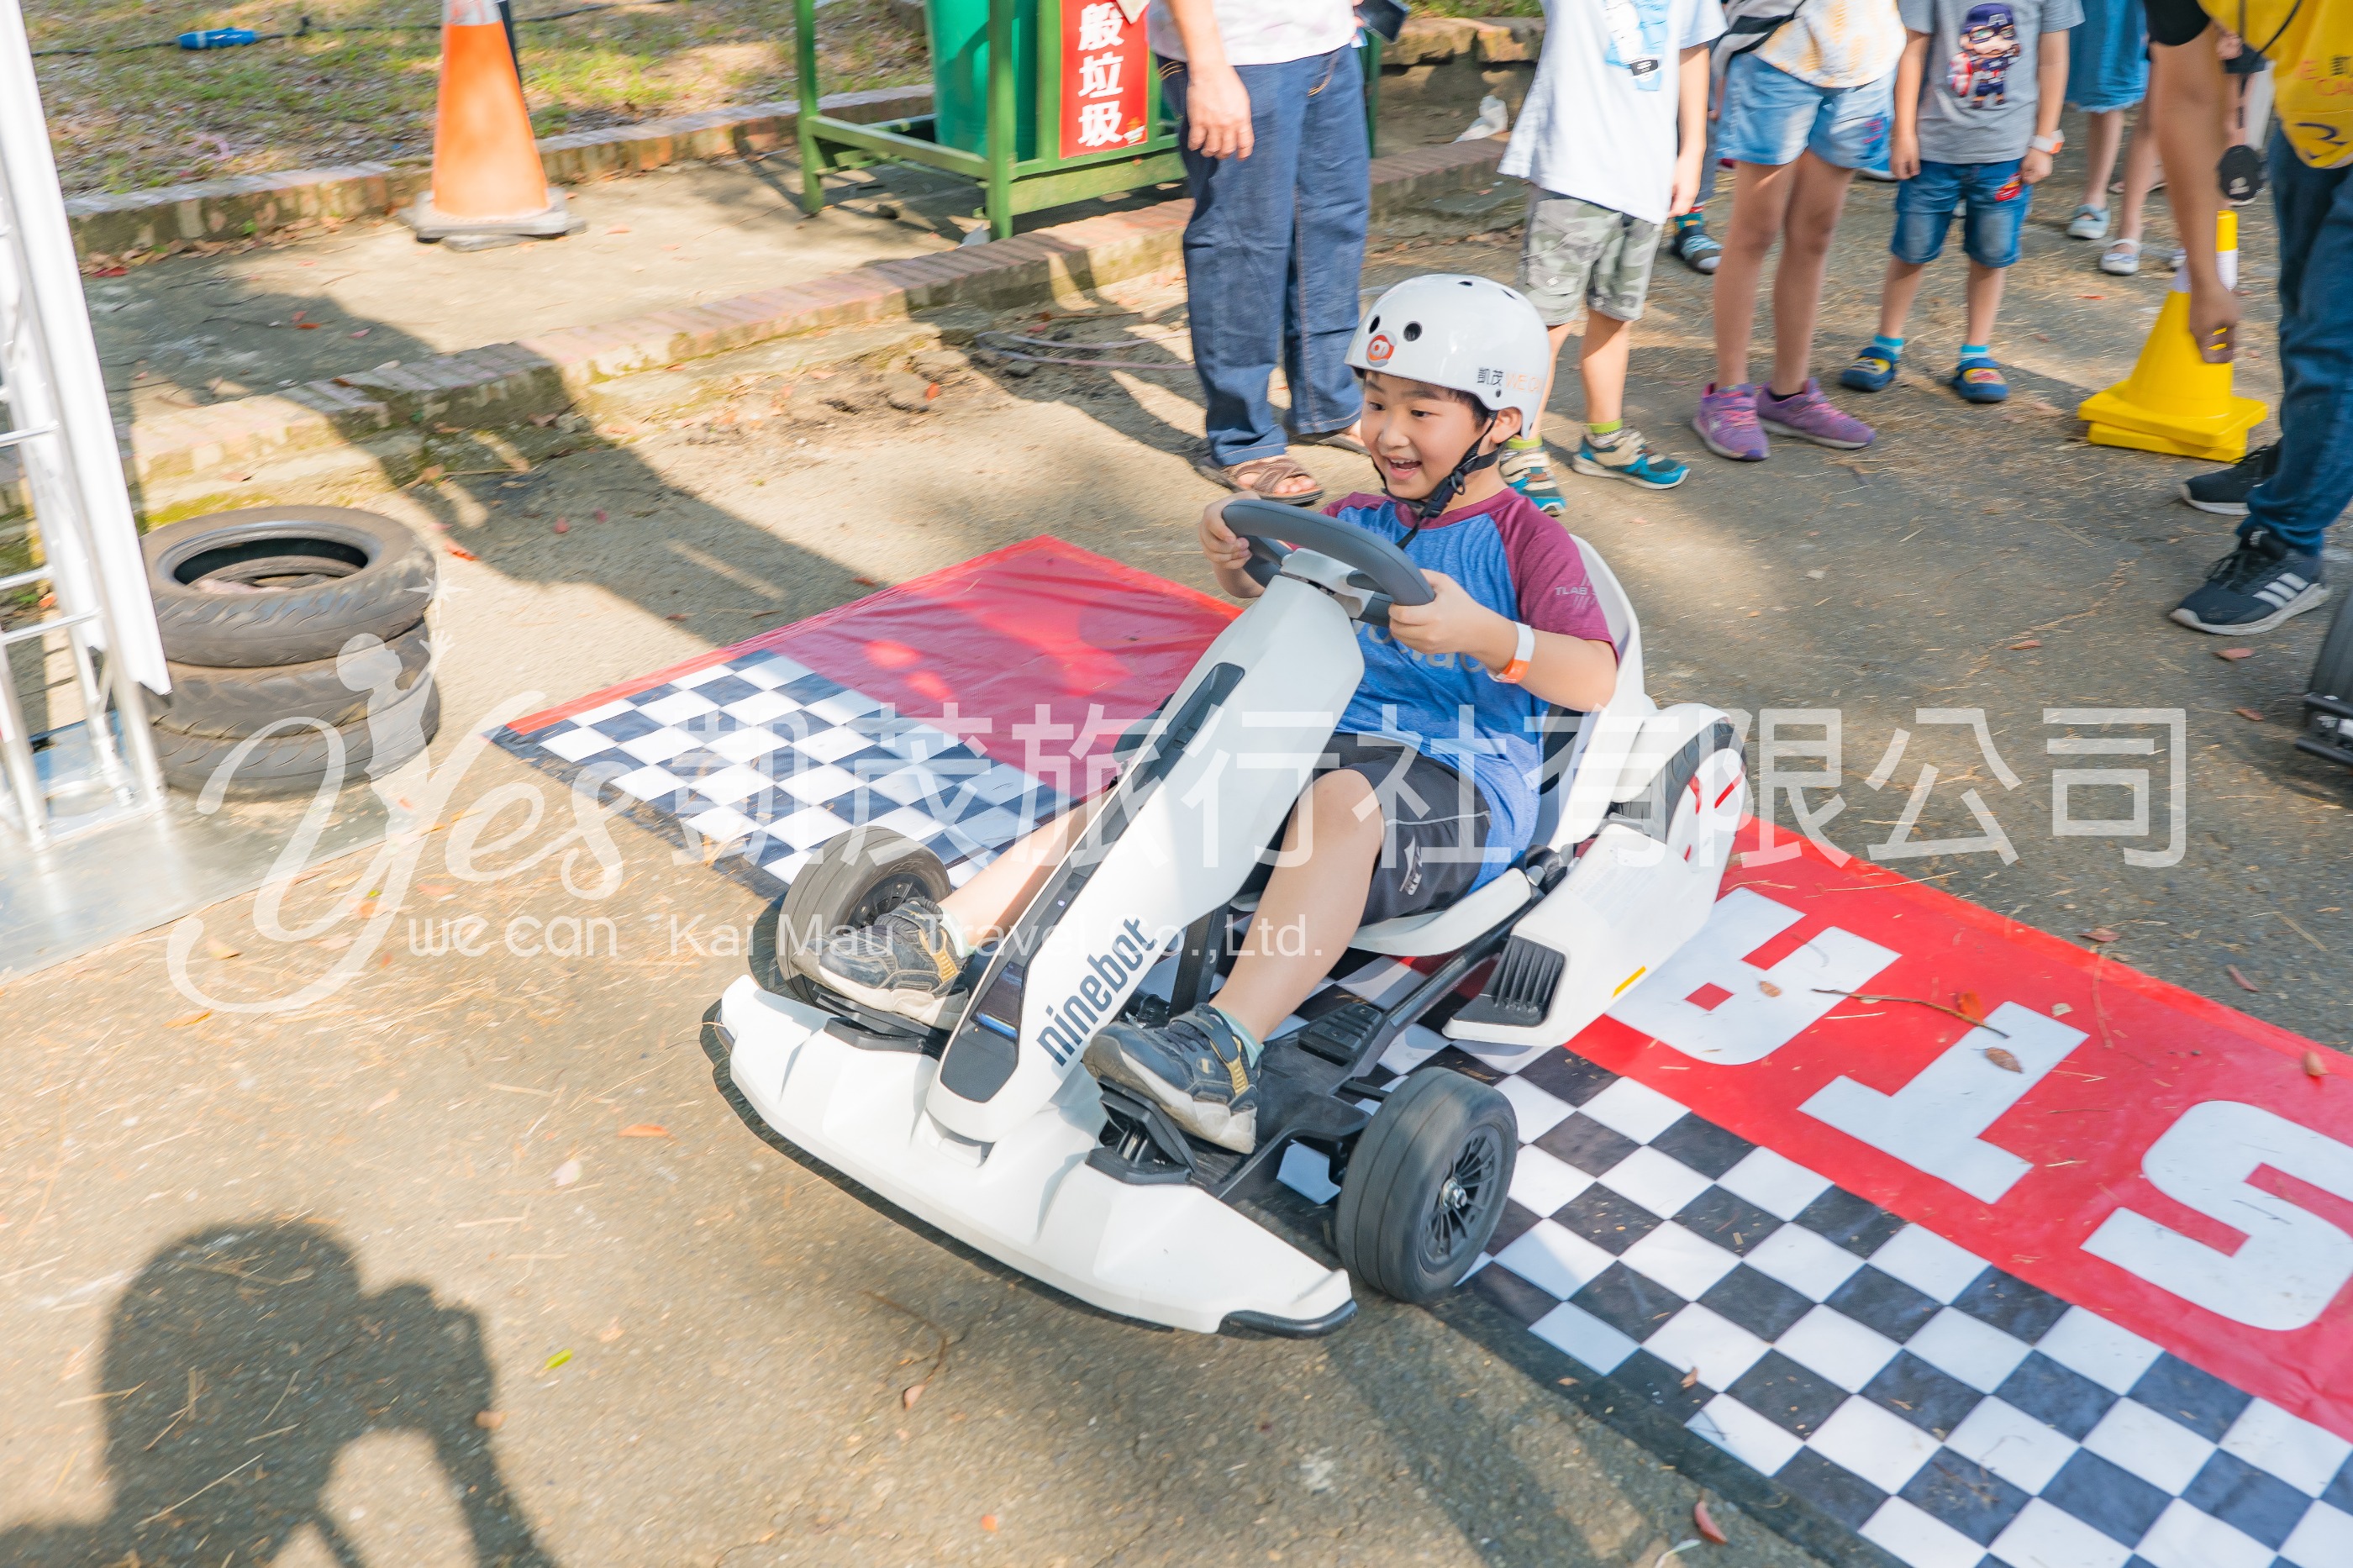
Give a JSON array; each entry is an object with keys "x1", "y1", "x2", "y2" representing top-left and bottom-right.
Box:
[{"x1": 1898, "y1": 0, "x2": 2081, "y2": 165}]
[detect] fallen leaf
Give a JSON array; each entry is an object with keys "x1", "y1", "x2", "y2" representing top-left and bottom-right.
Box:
[
  {"x1": 297, "y1": 321, "x2": 321, "y2": 329},
  {"x1": 618, "y1": 1123, "x2": 671, "y2": 1139},
  {"x1": 2235, "y1": 707, "x2": 2266, "y2": 723},
  {"x1": 418, "y1": 463, "x2": 445, "y2": 482},
  {"x1": 1556, "y1": 1376, "x2": 1578, "y2": 1386},
  {"x1": 2008, "y1": 639, "x2": 2042, "y2": 650},
  {"x1": 1984, "y1": 1047, "x2": 2024, "y2": 1073},
  {"x1": 91, "y1": 264, "x2": 128, "y2": 277},
  {"x1": 475, "y1": 1410, "x2": 505, "y2": 1429},
  {"x1": 2081, "y1": 927, "x2": 2120, "y2": 944},
  {"x1": 980, "y1": 1515, "x2": 998, "y2": 1533},
  {"x1": 1680, "y1": 1365, "x2": 1700, "y2": 1388},
  {"x1": 205, "y1": 938, "x2": 240, "y2": 960},
  {"x1": 666, "y1": 612, "x2": 689, "y2": 622},
  {"x1": 551, "y1": 520, "x2": 569, "y2": 534},
  {"x1": 903, "y1": 1382, "x2": 926, "y2": 1408},
  {"x1": 543, "y1": 1350, "x2": 571, "y2": 1371},
  {"x1": 552, "y1": 1158, "x2": 582, "y2": 1187},
  {"x1": 2304, "y1": 1050, "x2": 2329, "y2": 1081},
  {"x1": 350, "y1": 328, "x2": 370, "y2": 338},
  {"x1": 447, "y1": 545, "x2": 478, "y2": 561},
  {"x1": 1757, "y1": 980, "x2": 1782, "y2": 997},
  {"x1": 1956, "y1": 990, "x2": 1986, "y2": 1023},
  {"x1": 608, "y1": 224, "x2": 630, "y2": 234},
  {"x1": 852, "y1": 576, "x2": 879, "y2": 587},
  {"x1": 2228, "y1": 965, "x2": 2261, "y2": 992},
  {"x1": 597, "y1": 1319, "x2": 624, "y2": 1344},
  {"x1": 166, "y1": 1010, "x2": 211, "y2": 1028},
  {"x1": 2051, "y1": 1002, "x2": 2073, "y2": 1016},
  {"x1": 1694, "y1": 1496, "x2": 1729, "y2": 1545},
  {"x1": 2217, "y1": 647, "x2": 2254, "y2": 660}
]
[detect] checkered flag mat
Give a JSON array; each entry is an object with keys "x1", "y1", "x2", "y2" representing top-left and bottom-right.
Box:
[
  {"x1": 501, "y1": 651, "x2": 1066, "y2": 893},
  {"x1": 1275, "y1": 962, "x2": 2352, "y2": 1568}
]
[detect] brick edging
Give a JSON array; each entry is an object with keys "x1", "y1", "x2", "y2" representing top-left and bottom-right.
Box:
[
  {"x1": 89, "y1": 139, "x2": 1506, "y2": 523},
  {"x1": 66, "y1": 86, "x2": 934, "y2": 260}
]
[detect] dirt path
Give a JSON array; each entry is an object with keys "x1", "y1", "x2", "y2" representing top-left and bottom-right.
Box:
[{"x1": 2, "y1": 139, "x2": 2346, "y2": 1568}]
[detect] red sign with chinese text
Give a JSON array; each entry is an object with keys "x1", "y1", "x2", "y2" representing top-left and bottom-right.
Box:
[{"x1": 1060, "y1": 0, "x2": 1151, "y2": 160}]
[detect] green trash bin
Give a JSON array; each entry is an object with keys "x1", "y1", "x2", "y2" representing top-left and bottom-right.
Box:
[{"x1": 927, "y1": 0, "x2": 1038, "y2": 161}]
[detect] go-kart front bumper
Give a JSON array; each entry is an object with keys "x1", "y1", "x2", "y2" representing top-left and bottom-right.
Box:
[{"x1": 714, "y1": 977, "x2": 1355, "y2": 1335}]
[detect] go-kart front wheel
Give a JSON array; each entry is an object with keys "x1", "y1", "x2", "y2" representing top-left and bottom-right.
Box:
[
  {"x1": 749, "y1": 828, "x2": 952, "y2": 996},
  {"x1": 1334, "y1": 1069, "x2": 1517, "y2": 1304}
]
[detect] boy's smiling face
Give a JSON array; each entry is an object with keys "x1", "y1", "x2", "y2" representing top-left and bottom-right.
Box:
[{"x1": 1360, "y1": 371, "x2": 1519, "y2": 502}]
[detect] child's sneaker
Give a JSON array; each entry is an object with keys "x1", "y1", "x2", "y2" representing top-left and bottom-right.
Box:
[
  {"x1": 1670, "y1": 215, "x2": 1722, "y2": 274},
  {"x1": 1840, "y1": 342, "x2": 1902, "y2": 392},
  {"x1": 1084, "y1": 1006, "x2": 1262, "y2": 1153},
  {"x1": 2170, "y1": 529, "x2": 2330, "y2": 634},
  {"x1": 1498, "y1": 440, "x2": 1566, "y2": 516},
  {"x1": 1570, "y1": 426, "x2": 1688, "y2": 489},
  {"x1": 1950, "y1": 355, "x2": 2008, "y2": 403},
  {"x1": 812, "y1": 896, "x2": 968, "y2": 1023},
  {"x1": 1692, "y1": 383, "x2": 1768, "y2": 461},
  {"x1": 1756, "y1": 378, "x2": 1875, "y2": 449}
]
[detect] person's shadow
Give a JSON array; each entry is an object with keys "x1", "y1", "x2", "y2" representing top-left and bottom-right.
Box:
[{"x1": 0, "y1": 1223, "x2": 553, "y2": 1567}]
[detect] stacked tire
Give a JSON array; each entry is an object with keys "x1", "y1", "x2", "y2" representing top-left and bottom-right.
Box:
[{"x1": 140, "y1": 506, "x2": 441, "y2": 799}]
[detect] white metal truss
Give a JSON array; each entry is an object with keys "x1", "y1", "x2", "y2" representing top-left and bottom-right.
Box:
[{"x1": 0, "y1": 0, "x2": 166, "y2": 846}]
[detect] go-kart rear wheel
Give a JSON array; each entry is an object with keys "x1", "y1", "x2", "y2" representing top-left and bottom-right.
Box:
[
  {"x1": 1333, "y1": 1069, "x2": 1517, "y2": 1304},
  {"x1": 749, "y1": 829, "x2": 952, "y2": 996}
]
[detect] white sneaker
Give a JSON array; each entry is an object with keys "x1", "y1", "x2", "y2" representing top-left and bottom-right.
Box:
[{"x1": 2099, "y1": 239, "x2": 2142, "y2": 276}]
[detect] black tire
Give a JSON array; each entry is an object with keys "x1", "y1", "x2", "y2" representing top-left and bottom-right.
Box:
[
  {"x1": 149, "y1": 621, "x2": 434, "y2": 739},
  {"x1": 750, "y1": 828, "x2": 951, "y2": 994},
  {"x1": 154, "y1": 675, "x2": 440, "y2": 800},
  {"x1": 142, "y1": 506, "x2": 436, "y2": 667},
  {"x1": 1334, "y1": 1068, "x2": 1517, "y2": 1304},
  {"x1": 2311, "y1": 592, "x2": 2353, "y2": 703},
  {"x1": 1613, "y1": 718, "x2": 1739, "y2": 843}
]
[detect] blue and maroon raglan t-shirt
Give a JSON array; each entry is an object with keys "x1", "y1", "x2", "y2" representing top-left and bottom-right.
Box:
[{"x1": 1322, "y1": 488, "x2": 1619, "y2": 887}]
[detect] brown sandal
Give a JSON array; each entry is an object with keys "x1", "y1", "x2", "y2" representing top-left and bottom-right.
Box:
[{"x1": 1194, "y1": 453, "x2": 1325, "y2": 508}]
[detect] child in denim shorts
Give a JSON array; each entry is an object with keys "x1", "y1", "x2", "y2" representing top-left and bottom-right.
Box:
[{"x1": 1843, "y1": 0, "x2": 2081, "y2": 403}]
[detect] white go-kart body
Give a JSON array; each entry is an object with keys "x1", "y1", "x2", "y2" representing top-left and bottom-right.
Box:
[{"x1": 713, "y1": 509, "x2": 1744, "y2": 1334}]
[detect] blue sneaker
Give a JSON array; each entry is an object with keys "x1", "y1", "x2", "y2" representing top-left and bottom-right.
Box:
[
  {"x1": 1498, "y1": 441, "x2": 1566, "y2": 516},
  {"x1": 1084, "y1": 1006, "x2": 1262, "y2": 1153},
  {"x1": 1950, "y1": 356, "x2": 2009, "y2": 403},
  {"x1": 1840, "y1": 342, "x2": 1901, "y2": 392},
  {"x1": 1568, "y1": 427, "x2": 1688, "y2": 490}
]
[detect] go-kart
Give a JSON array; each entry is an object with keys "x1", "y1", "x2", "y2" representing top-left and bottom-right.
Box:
[{"x1": 708, "y1": 498, "x2": 1746, "y2": 1334}]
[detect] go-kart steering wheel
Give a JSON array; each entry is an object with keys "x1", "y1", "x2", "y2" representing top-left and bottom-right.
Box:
[{"x1": 1224, "y1": 497, "x2": 1435, "y2": 624}]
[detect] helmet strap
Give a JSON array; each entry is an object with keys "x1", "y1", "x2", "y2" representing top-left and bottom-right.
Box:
[{"x1": 1391, "y1": 411, "x2": 1503, "y2": 546}]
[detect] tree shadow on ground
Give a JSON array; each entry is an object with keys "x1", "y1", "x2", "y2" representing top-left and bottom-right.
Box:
[{"x1": 0, "y1": 1222, "x2": 552, "y2": 1568}]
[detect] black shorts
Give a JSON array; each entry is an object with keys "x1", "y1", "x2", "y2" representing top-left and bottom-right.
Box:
[{"x1": 1240, "y1": 732, "x2": 1495, "y2": 926}]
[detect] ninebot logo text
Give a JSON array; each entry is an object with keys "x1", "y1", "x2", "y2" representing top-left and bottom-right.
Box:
[{"x1": 1035, "y1": 917, "x2": 1157, "y2": 1065}]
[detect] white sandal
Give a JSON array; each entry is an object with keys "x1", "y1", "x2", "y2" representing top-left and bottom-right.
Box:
[{"x1": 2099, "y1": 238, "x2": 2142, "y2": 276}]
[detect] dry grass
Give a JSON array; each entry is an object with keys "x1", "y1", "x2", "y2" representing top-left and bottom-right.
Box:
[{"x1": 25, "y1": 0, "x2": 928, "y2": 196}]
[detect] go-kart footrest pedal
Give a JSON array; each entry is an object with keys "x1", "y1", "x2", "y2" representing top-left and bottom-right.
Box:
[
  {"x1": 1287, "y1": 1000, "x2": 1388, "y2": 1066},
  {"x1": 1452, "y1": 936, "x2": 1565, "y2": 1030},
  {"x1": 1087, "y1": 1084, "x2": 1198, "y2": 1186}
]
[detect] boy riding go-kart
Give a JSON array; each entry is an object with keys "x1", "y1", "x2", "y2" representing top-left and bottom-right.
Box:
[{"x1": 709, "y1": 276, "x2": 1746, "y2": 1334}]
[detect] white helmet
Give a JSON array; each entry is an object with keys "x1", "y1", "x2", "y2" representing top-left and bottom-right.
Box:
[{"x1": 1345, "y1": 274, "x2": 1551, "y2": 438}]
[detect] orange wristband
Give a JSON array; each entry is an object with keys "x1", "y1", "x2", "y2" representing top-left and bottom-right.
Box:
[{"x1": 1494, "y1": 620, "x2": 1534, "y2": 684}]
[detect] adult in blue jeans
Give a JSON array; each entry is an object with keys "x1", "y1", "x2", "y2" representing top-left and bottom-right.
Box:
[
  {"x1": 1151, "y1": 0, "x2": 1368, "y2": 507},
  {"x1": 2147, "y1": 0, "x2": 2350, "y2": 634}
]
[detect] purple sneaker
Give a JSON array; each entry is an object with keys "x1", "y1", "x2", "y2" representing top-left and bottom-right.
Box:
[
  {"x1": 1755, "y1": 378, "x2": 1875, "y2": 450},
  {"x1": 1692, "y1": 382, "x2": 1768, "y2": 461}
]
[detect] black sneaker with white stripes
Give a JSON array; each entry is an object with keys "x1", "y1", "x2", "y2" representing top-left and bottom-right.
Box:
[
  {"x1": 2171, "y1": 529, "x2": 2330, "y2": 634},
  {"x1": 2179, "y1": 441, "x2": 2280, "y2": 516}
]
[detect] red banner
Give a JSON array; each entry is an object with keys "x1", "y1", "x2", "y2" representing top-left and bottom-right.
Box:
[
  {"x1": 1590, "y1": 827, "x2": 2353, "y2": 1441},
  {"x1": 1060, "y1": 0, "x2": 1151, "y2": 160}
]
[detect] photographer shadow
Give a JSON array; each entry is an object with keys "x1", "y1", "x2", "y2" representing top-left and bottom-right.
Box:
[{"x1": 0, "y1": 1222, "x2": 551, "y2": 1568}]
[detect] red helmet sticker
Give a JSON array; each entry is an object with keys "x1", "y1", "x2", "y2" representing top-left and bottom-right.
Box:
[{"x1": 1366, "y1": 333, "x2": 1394, "y2": 365}]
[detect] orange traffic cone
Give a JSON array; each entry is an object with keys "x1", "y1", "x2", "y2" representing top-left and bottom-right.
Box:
[
  {"x1": 403, "y1": 0, "x2": 574, "y2": 249},
  {"x1": 2078, "y1": 211, "x2": 2266, "y2": 460}
]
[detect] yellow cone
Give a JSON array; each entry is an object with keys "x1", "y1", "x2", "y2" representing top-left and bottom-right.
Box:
[{"x1": 2078, "y1": 212, "x2": 2267, "y2": 461}]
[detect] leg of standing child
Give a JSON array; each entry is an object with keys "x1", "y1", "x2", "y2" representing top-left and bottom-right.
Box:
[
  {"x1": 1709, "y1": 160, "x2": 1798, "y2": 393},
  {"x1": 2075, "y1": 108, "x2": 2124, "y2": 226},
  {"x1": 1767, "y1": 151, "x2": 1862, "y2": 397},
  {"x1": 1962, "y1": 260, "x2": 2008, "y2": 350},
  {"x1": 2104, "y1": 88, "x2": 2165, "y2": 273},
  {"x1": 1877, "y1": 258, "x2": 1931, "y2": 342}
]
